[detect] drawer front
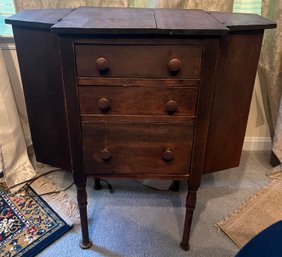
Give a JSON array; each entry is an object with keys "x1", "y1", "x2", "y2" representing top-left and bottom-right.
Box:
[
  {"x1": 82, "y1": 121, "x2": 193, "y2": 175},
  {"x1": 75, "y1": 45, "x2": 203, "y2": 78},
  {"x1": 79, "y1": 86, "x2": 198, "y2": 116}
]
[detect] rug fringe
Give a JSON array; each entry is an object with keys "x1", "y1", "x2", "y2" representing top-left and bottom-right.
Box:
[{"x1": 31, "y1": 176, "x2": 80, "y2": 225}]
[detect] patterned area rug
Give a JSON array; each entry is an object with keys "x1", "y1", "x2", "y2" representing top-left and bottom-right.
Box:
[
  {"x1": 216, "y1": 172, "x2": 282, "y2": 247},
  {"x1": 0, "y1": 183, "x2": 72, "y2": 257}
]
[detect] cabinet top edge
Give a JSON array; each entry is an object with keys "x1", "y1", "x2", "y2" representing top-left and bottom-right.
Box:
[
  {"x1": 5, "y1": 7, "x2": 276, "y2": 35},
  {"x1": 5, "y1": 8, "x2": 75, "y2": 29},
  {"x1": 209, "y1": 11, "x2": 276, "y2": 31}
]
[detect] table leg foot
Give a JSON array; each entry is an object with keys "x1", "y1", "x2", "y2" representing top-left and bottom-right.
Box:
[
  {"x1": 180, "y1": 242, "x2": 190, "y2": 251},
  {"x1": 77, "y1": 185, "x2": 91, "y2": 250},
  {"x1": 180, "y1": 185, "x2": 198, "y2": 251},
  {"x1": 80, "y1": 240, "x2": 92, "y2": 249}
]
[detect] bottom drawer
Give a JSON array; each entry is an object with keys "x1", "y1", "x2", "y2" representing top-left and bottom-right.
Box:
[{"x1": 82, "y1": 120, "x2": 194, "y2": 175}]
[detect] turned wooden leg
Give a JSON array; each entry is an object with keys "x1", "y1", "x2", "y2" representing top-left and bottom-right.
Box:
[
  {"x1": 180, "y1": 185, "x2": 198, "y2": 251},
  {"x1": 77, "y1": 185, "x2": 92, "y2": 249}
]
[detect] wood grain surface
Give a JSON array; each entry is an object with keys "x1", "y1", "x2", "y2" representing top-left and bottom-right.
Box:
[
  {"x1": 82, "y1": 120, "x2": 194, "y2": 175},
  {"x1": 79, "y1": 86, "x2": 198, "y2": 116},
  {"x1": 203, "y1": 31, "x2": 264, "y2": 173},
  {"x1": 75, "y1": 44, "x2": 203, "y2": 78},
  {"x1": 6, "y1": 9, "x2": 73, "y2": 29},
  {"x1": 13, "y1": 27, "x2": 71, "y2": 170},
  {"x1": 210, "y1": 12, "x2": 276, "y2": 31}
]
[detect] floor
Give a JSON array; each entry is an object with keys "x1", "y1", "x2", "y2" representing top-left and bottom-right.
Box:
[{"x1": 37, "y1": 151, "x2": 273, "y2": 257}]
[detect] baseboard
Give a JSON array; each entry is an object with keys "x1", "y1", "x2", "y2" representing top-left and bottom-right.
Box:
[
  {"x1": 0, "y1": 42, "x2": 16, "y2": 50},
  {"x1": 243, "y1": 137, "x2": 272, "y2": 151}
]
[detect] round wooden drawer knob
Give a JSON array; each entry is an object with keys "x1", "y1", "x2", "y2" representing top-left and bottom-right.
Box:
[
  {"x1": 163, "y1": 148, "x2": 174, "y2": 162},
  {"x1": 166, "y1": 100, "x2": 178, "y2": 114},
  {"x1": 100, "y1": 148, "x2": 111, "y2": 161},
  {"x1": 96, "y1": 57, "x2": 109, "y2": 71},
  {"x1": 168, "y1": 58, "x2": 182, "y2": 72},
  {"x1": 98, "y1": 98, "x2": 110, "y2": 112}
]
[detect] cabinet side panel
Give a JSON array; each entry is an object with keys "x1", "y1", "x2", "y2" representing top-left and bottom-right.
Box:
[
  {"x1": 203, "y1": 31, "x2": 264, "y2": 173},
  {"x1": 12, "y1": 26, "x2": 71, "y2": 170}
]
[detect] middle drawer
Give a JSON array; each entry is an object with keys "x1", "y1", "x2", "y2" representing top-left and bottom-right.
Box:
[{"x1": 78, "y1": 86, "x2": 198, "y2": 116}]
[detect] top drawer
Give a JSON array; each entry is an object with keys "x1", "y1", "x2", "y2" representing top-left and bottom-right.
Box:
[{"x1": 75, "y1": 45, "x2": 203, "y2": 79}]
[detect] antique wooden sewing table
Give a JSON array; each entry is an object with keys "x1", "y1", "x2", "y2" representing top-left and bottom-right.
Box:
[{"x1": 6, "y1": 7, "x2": 275, "y2": 251}]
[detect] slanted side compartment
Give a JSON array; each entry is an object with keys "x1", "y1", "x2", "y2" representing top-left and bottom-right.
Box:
[
  {"x1": 203, "y1": 30, "x2": 264, "y2": 173},
  {"x1": 203, "y1": 11, "x2": 276, "y2": 173},
  {"x1": 11, "y1": 26, "x2": 72, "y2": 170},
  {"x1": 5, "y1": 9, "x2": 75, "y2": 170}
]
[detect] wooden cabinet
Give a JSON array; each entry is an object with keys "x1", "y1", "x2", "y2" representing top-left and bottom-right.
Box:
[
  {"x1": 6, "y1": 7, "x2": 275, "y2": 251},
  {"x1": 76, "y1": 37, "x2": 202, "y2": 182}
]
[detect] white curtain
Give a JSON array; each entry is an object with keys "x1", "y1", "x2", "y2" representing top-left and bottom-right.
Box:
[
  {"x1": 14, "y1": 0, "x2": 234, "y2": 11},
  {"x1": 14, "y1": 0, "x2": 129, "y2": 11},
  {"x1": 260, "y1": 0, "x2": 282, "y2": 163},
  {"x1": 0, "y1": 47, "x2": 36, "y2": 189},
  {"x1": 157, "y1": 0, "x2": 233, "y2": 11}
]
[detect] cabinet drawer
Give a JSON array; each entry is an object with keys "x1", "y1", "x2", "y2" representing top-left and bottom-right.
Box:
[
  {"x1": 75, "y1": 45, "x2": 203, "y2": 78},
  {"x1": 82, "y1": 120, "x2": 193, "y2": 175},
  {"x1": 79, "y1": 86, "x2": 198, "y2": 116}
]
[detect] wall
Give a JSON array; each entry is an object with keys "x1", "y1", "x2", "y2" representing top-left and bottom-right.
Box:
[
  {"x1": 1, "y1": 43, "x2": 271, "y2": 150},
  {"x1": 244, "y1": 75, "x2": 271, "y2": 150}
]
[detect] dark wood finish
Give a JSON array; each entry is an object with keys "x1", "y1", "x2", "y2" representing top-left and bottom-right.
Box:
[
  {"x1": 203, "y1": 31, "x2": 264, "y2": 173},
  {"x1": 7, "y1": 7, "x2": 276, "y2": 34},
  {"x1": 58, "y1": 36, "x2": 83, "y2": 172},
  {"x1": 163, "y1": 148, "x2": 174, "y2": 162},
  {"x1": 77, "y1": 77, "x2": 200, "y2": 87},
  {"x1": 80, "y1": 114, "x2": 195, "y2": 124},
  {"x1": 52, "y1": 7, "x2": 156, "y2": 34},
  {"x1": 75, "y1": 37, "x2": 205, "y2": 45},
  {"x1": 96, "y1": 57, "x2": 109, "y2": 72},
  {"x1": 166, "y1": 100, "x2": 178, "y2": 114},
  {"x1": 77, "y1": 186, "x2": 92, "y2": 249},
  {"x1": 51, "y1": 7, "x2": 229, "y2": 35},
  {"x1": 210, "y1": 12, "x2": 277, "y2": 31},
  {"x1": 181, "y1": 39, "x2": 219, "y2": 250},
  {"x1": 78, "y1": 86, "x2": 198, "y2": 116},
  {"x1": 82, "y1": 120, "x2": 194, "y2": 175},
  {"x1": 5, "y1": 9, "x2": 73, "y2": 29},
  {"x1": 75, "y1": 44, "x2": 203, "y2": 78},
  {"x1": 58, "y1": 35, "x2": 92, "y2": 248},
  {"x1": 180, "y1": 187, "x2": 197, "y2": 251},
  {"x1": 100, "y1": 148, "x2": 112, "y2": 161},
  {"x1": 12, "y1": 27, "x2": 71, "y2": 170},
  {"x1": 7, "y1": 7, "x2": 276, "y2": 253},
  {"x1": 168, "y1": 58, "x2": 182, "y2": 72},
  {"x1": 154, "y1": 9, "x2": 228, "y2": 35},
  {"x1": 97, "y1": 97, "x2": 110, "y2": 112}
]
